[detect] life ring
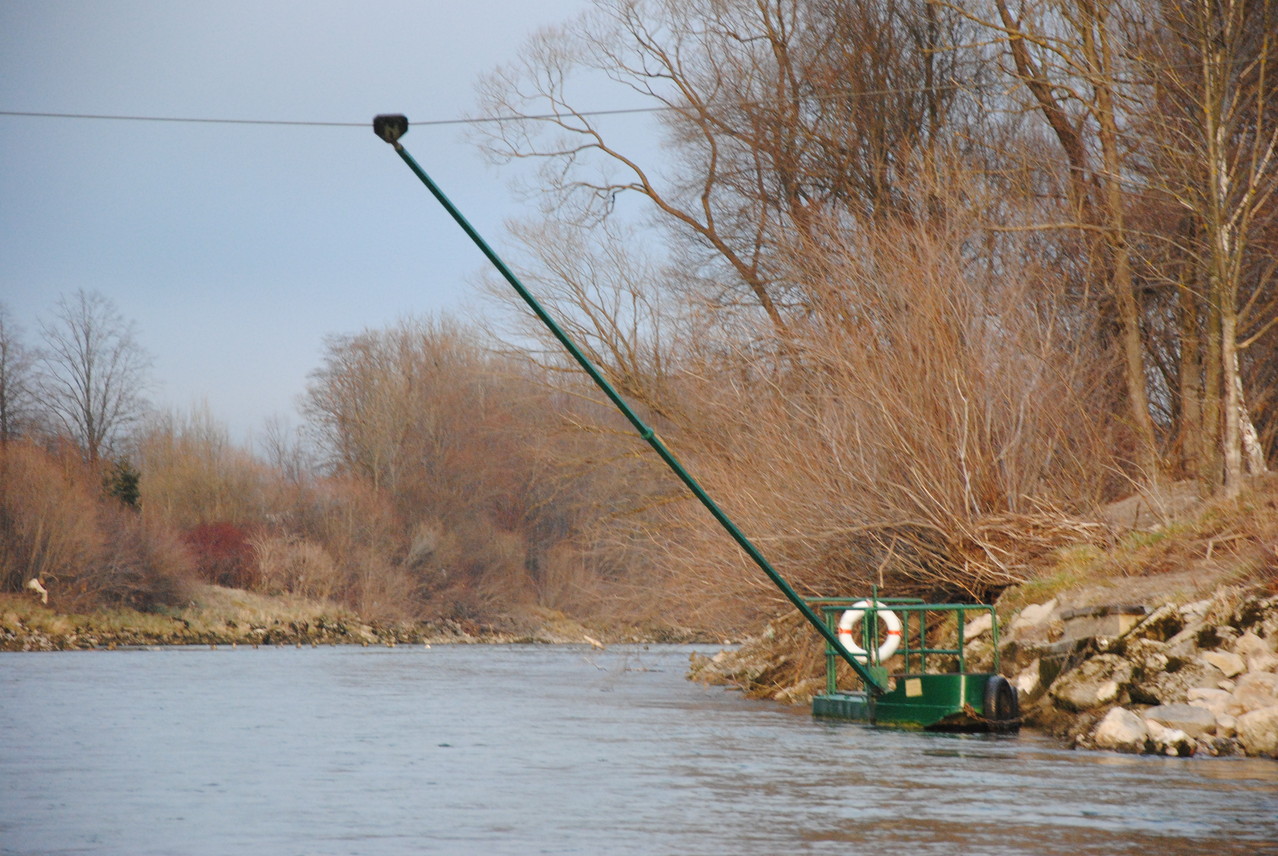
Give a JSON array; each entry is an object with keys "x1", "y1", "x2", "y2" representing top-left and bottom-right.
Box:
[{"x1": 837, "y1": 600, "x2": 902, "y2": 663}]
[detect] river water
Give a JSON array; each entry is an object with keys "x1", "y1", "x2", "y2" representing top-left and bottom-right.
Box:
[{"x1": 1, "y1": 644, "x2": 1275, "y2": 855}]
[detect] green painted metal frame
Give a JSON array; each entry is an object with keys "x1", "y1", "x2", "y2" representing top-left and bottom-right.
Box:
[
  {"x1": 373, "y1": 115, "x2": 885, "y2": 693},
  {"x1": 810, "y1": 598, "x2": 1003, "y2": 728}
]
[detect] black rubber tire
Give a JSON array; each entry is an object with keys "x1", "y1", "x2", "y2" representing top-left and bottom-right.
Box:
[{"x1": 983, "y1": 675, "x2": 1020, "y2": 733}]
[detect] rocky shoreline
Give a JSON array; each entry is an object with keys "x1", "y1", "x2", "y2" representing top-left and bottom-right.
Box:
[
  {"x1": 0, "y1": 586, "x2": 704, "y2": 652},
  {"x1": 995, "y1": 586, "x2": 1278, "y2": 758},
  {"x1": 690, "y1": 582, "x2": 1278, "y2": 759},
  {"x1": 1, "y1": 611, "x2": 497, "y2": 651}
]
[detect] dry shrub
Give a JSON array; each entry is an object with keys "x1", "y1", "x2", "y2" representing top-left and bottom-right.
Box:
[
  {"x1": 0, "y1": 440, "x2": 103, "y2": 597},
  {"x1": 86, "y1": 506, "x2": 196, "y2": 611},
  {"x1": 0, "y1": 440, "x2": 196, "y2": 611},
  {"x1": 251, "y1": 534, "x2": 340, "y2": 602},
  {"x1": 345, "y1": 549, "x2": 417, "y2": 621},
  {"x1": 407, "y1": 516, "x2": 534, "y2": 619},
  {"x1": 628, "y1": 203, "x2": 1124, "y2": 608},
  {"x1": 136, "y1": 407, "x2": 270, "y2": 530},
  {"x1": 260, "y1": 475, "x2": 416, "y2": 610},
  {"x1": 1088, "y1": 473, "x2": 1278, "y2": 588},
  {"x1": 182, "y1": 522, "x2": 259, "y2": 589},
  {"x1": 531, "y1": 542, "x2": 602, "y2": 615}
]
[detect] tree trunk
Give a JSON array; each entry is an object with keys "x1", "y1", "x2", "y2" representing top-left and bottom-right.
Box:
[{"x1": 1176, "y1": 267, "x2": 1203, "y2": 477}]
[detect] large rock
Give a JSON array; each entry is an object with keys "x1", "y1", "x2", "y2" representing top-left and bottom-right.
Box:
[
  {"x1": 965, "y1": 613, "x2": 993, "y2": 639},
  {"x1": 1234, "y1": 631, "x2": 1273, "y2": 658},
  {"x1": 1231, "y1": 672, "x2": 1278, "y2": 715},
  {"x1": 1235, "y1": 705, "x2": 1278, "y2": 757},
  {"x1": 1014, "y1": 658, "x2": 1042, "y2": 699},
  {"x1": 1236, "y1": 631, "x2": 1278, "y2": 673},
  {"x1": 1128, "y1": 603, "x2": 1186, "y2": 643},
  {"x1": 1010, "y1": 599, "x2": 1060, "y2": 644},
  {"x1": 1014, "y1": 599, "x2": 1057, "y2": 628},
  {"x1": 1124, "y1": 637, "x2": 1169, "y2": 675},
  {"x1": 1187, "y1": 687, "x2": 1234, "y2": 719},
  {"x1": 1136, "y1": 658, "x2": 1225, "y2": 706},
  {"x1": 1144, "y1": 718, "x2": 1194, "y2": 756},
  {"x1": 1005, "y1": 583, "x2": 1278, "y2": 757},
  {"x1": 1050, "y1": 654, "x2": 1132, "y2": 711},
  {"x1": 1235, "y1": 595, "x2": 1278, "y2": 641},
  {"x1": 1247, "y1": 652, "x2": 1278, "y2": 674},
  {"x1": 1201, "y1": 650, "x2": 1246, "y2": 678},
  {"x1": 1144, "y1": 703, "x2": 1217, "y2": 739},
  {"x1": 1091, "y1": 707, "x2": 1147, "y2": 752}
]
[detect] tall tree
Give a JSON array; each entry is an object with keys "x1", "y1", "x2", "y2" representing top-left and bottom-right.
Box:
[
  {"x1": 1138, "y1": 0, "x2": 1277, "y2": 494},
  {"x1": 958, "y1": 0, "x2": 1161, "y2": 475},
  {"x1": 475, "y1": 0, "x2": 981, "y2": 334},
  {"x1": 961, "y1": 0, "x2": 1277, "y2": 491},
  {"x1": 37, "y1": 290, "x2": 152, "y2": 464}
]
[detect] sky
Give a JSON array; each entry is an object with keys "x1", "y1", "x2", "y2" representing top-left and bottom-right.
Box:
[{"x1": 1, "y1": 0, "x2": 649, "y2": 447}]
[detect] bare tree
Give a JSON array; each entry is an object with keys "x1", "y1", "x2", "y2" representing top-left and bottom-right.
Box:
[
  {"x1": 955, "y1": 0, "x2": 1277, "y2": 492},
  {"x1": 1136, "y1": 0, "x2": 1277, "y2": 495},
  {"x1": 940, "y1": 0, "x2": 1163, "y2": 474},
  {"x1": 474, "y1": 0, "x2": 983, "y2": 334},
  {"x1": 37, "y1": 290, "x2": 152, "y2": 464},
  {"x1": 0, "y1": 304, "x2": 37, "y2": 442},
  {"x1": 259, "y1": 415, "x2": 315, "y2": 485}
]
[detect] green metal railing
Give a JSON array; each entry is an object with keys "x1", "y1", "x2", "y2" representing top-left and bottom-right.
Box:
[
  {"x1": 812, "y1": 598, "x2": 1000, "y2": 695},
  {"x1": 373, "y1": 115, "x2": 886, "y2": 693}
]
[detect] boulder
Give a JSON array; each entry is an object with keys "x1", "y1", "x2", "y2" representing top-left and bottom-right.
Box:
[
  {"x1": 1010, "y1": 600, "x2": 1061, "y2": 644},
  {"x1": 1235, "y1": 595, "x2": 1278, "y2": 641},
  {"x1": 1091, "y1": 707, "x2": 1148, "y2": 753},
  {"x1": 1235, "y1": 705, "x2": 1278, "y2": 758},
  {"x1": 1050, "y1": 654, "x2": 1132, "y2": 712},
  {"x1": 1144, "y1": 703, "x2": 1217, "y2": 739},
  {"x1": 1137, "y1": 658, "x2": 1225, "y2": 706},
  {"x1": 1014, "y1": 659, "x2": 1042, "y2": 699},
  {"x1": 1128, "y1": 603, "x2": 1186, "y2": 643},
  {"x1": 1247, "y1": 652, "x2": 1278, "y2": 674},
  {"x1": 1015, "y1": 599, "x2": 1057, "y2": 628},
  {"x1": 1200, "y1": 650, "x2": 1246, "y2": 678},
  {"x1": 965, "y1": 613, "x2": 993, "y2": 639},
  {"x1": 1180, "y1": 599, "x2": 1212, "y2": 621},
  {"x1": 1124, "y1": 637, "x2": 1169, "y2": 675},
  {"x1": 1231, "y1": 672, "x2": 1278, "y2": 715},
  {"x1": 1061, "y1": 604, "x2": 1147, "y2": 641},
  {"x1": 1144, "y1": 718, "x2": 1194, "y2": 756},
  {"x1": 1234, "y1": 631, "x2": 1273, "y2": 659},
  {"x1": 1162, "y1": 602, "x2": 1212, "y2": 657},
  {"x1": 963, "y1": 637, "x2": 996, "y2": 673},
  {"x1": 1186, "y1": 687, "x2": 1234, "y2": 719}
]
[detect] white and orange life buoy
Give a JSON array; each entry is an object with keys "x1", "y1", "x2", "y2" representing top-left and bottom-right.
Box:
[{"x1": 837, "y1": 600, "x2": 902, "y2": 663}]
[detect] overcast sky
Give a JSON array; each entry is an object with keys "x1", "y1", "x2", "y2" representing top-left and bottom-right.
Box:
[{"x1": 0, "y1": 0, "x2": 647, "y2": 447}]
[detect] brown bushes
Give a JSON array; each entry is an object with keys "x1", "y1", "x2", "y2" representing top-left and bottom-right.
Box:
[
  {"x1": 0, "y1": 440, "x2": 103, "y2": 598},
  {"x1": 251, "y1": 534, "x2": 339, "y2": 602},
  {"x1": 0, "y1": 440, "x2": 195, "y2": 611}
]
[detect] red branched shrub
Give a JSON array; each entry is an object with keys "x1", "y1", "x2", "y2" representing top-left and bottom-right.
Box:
[{"x1": 182, "y1": 522, "x2": 259, "y2": 590}]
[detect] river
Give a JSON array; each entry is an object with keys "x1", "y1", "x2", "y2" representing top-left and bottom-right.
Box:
[{"x1": 1, "y1": 644, "x2": 1275, "y2": 855}]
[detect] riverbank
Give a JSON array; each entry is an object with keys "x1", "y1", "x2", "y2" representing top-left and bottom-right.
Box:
[
  {"x1": 690, "y1": 479, "x2": 1278, "y2": 759},
  {"x1": 0, "y1": 584, "x2": 706, "y2": 651},
  {"x1": 690, "y1": 581, "x2": 1278, "y2": 758}
]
